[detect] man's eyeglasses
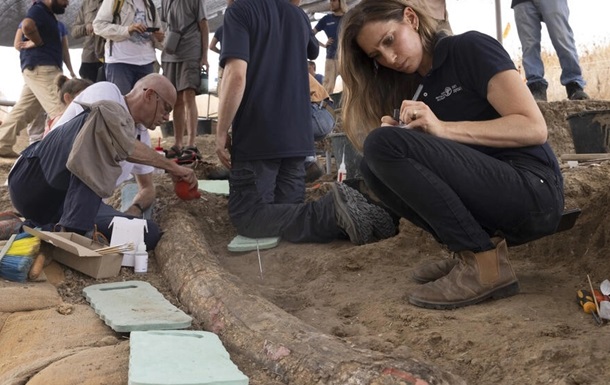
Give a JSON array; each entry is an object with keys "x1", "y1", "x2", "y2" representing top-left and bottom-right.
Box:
[{"x1": 144, "y1": 88, "x2": 172, "y2": 115}]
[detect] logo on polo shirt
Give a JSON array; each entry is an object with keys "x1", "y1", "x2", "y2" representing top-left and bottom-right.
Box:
[{"x1": 435, "y1": 85, "x2": 462, "y2": 102}]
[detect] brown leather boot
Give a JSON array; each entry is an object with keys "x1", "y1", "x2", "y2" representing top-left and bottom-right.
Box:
[
  {"x1": 411, "y1": 258, "x2": 459, "y2": 284},
  {"x1": 408, "y1": 238, "x2": 519, "y2": 309}
]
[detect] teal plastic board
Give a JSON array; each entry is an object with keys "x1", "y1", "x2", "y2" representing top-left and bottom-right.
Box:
[
  {"x1": 198, "y1": 180, "x2": 230, "y2": 196},
  {"x1": 83, "y1": 281, "x2": 192, "y2": 332},
  {"x1": 129, "y1": 330, "x2": 249, "y2": 385},
  {"x1": 227, "y1": 235, "x2": 280, "y2": 252}
]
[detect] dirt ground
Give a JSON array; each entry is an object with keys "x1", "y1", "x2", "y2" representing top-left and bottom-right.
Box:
[{"x1": 2, "y1": 99, "x2": 610, "y2": 385}]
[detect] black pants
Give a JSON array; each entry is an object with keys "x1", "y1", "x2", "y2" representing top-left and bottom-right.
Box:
[
  {"x1": 228, "y1": 158, "x2": 339, "y2": 243},
  {"x1": 9, "y1": 155, "x2": 102, "y2": 233},
  {"x1": 79, "y1": 61, "x2": 104, "y2": 83},
  {"x1": 361, "y1": 127, "x2": 564, "y2": 252},
  {"x1": 9, "y1": 155, "x2": 161, "y2": 249}
]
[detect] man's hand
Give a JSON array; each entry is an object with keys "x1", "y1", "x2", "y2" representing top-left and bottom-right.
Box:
[
  {"x1": 168, "y1": 164, "x2": 198, "y2": 189},
  {"x1": 200, "y1": 57, "x2": 209, "y2": 72},
  {"x1": 215, "y1": 132, "x2": 232, "y2": 169},
  {"x1": 152, "y1": 30, "x2": 165, "y2": 42},
  {"x1": 124, "y1": 204, "x2": 143, "y2": 218},
  {"x1": 17, "y1": 40, "x2": 36, "y2": 50}
]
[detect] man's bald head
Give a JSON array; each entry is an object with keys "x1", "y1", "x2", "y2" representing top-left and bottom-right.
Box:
[
  {"x1": 125, "y1": 73, "x2": 178, "y2": 128},
  {"x1": 132, "y1": 73, "x2": 178, "y2": 107}
]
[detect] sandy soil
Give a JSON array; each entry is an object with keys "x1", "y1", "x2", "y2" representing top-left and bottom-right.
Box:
[{"x1": 2, "y1": 99, "x2": 610, "y2": 385}]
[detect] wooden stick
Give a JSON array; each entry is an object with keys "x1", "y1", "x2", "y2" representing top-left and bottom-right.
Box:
[
  {"x1": 95, "y1": 242, "x2": 134, "y2": 254},
  {"x1": 561, "y1": 153, "x2": 610, "y2": 162},
  {"x1": 97, "y1": 246, "x2": 133, "y2": 255},
  {"x1": 587, "y1": 274, "x2": 600, "y2": 315}
]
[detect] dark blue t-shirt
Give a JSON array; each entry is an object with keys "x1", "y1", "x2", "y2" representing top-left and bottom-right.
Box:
[
  {"x1": 20, "y1": 1, "x2": 63, "y2": 71},
  {"x1": 214, "y1": 25, "x2": 223, "y2": 44},
  {"x1": 314, "y1": 13, "x2": 342, "y2": 59},
  {"x1": 420, "y1": 31, "x2": 562, "y2": 181},
  {"x1": 220, "y1": 0, "x2": 319, "y2": 161}
]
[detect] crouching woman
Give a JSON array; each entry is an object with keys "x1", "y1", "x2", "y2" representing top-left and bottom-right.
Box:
[{"x1": 338, "y1": 0, "x2": 564, "y2": 309}]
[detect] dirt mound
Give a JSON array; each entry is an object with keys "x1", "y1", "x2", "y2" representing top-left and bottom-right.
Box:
[{"x1": 2, "y1": 99, "x2": 610, "y2": 384}]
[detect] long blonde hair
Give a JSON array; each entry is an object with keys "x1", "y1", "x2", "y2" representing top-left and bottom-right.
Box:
[{"x1": 338, "y1": 0, "x2": 438, "y2": 151}]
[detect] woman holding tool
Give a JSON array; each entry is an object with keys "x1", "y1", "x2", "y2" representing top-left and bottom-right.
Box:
[{"x1": 338, "y1": 0, "x2": 564, "y2": 309}]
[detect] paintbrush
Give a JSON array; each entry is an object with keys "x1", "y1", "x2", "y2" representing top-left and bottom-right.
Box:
[{"x1": 0, "y1": 232, "x2": 41, "y2": 282}]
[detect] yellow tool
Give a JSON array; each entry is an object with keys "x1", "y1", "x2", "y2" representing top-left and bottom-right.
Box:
[{"x1": 577, "y1": 289, "x2": 603, "y2": 325}]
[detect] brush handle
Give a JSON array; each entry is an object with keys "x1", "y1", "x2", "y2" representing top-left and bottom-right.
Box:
[{"x1": 28, "y1": 253, "x2": 45, "y2": 280}]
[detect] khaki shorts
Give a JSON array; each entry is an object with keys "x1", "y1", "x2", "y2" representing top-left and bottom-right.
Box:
[{"x1": 161, "y1": 60, "x2": 201, "y2": 92}]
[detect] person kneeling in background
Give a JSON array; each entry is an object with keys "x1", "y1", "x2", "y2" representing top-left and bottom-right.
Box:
[{"x1": 305, "y1": 73, "x2": 336, "y2": 183}]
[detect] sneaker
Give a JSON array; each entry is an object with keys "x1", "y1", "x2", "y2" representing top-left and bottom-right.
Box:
[
  {"x1": 343, "y1": 177, "x2": 401, "y2": 231},
  {"x1": 566, "y1": 82, "x2": 590, "y2": 100},
  {"x1": 527, "y1": 82, "x2": 547, "y2": 101},
  {"x1": 367, "y1": 203, "x2": 398, "y2": 241},
  {"x1": 330, "y1": 182, "x2": 373, "y2": 245},
  {"x1": 305, "y1": 161, "x2": 324, "y2": 183}
]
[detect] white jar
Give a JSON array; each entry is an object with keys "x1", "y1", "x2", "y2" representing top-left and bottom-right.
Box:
[{"x1": 134, "y1": 242, "x2": 148, "y2": 273}]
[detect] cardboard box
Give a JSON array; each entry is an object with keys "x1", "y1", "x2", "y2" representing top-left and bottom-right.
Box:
[{"x1": 24, "y1": 226, "x2": 122, "y2": 279}]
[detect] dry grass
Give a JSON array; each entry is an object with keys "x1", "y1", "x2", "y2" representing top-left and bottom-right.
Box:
[{"x1": 515, "y1": 41, "x2": 610, "y2": 101}]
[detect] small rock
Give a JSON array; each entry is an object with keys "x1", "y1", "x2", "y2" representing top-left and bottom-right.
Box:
[{"x1": 57, "y1": 302, "x2": 74, "y2": 315}]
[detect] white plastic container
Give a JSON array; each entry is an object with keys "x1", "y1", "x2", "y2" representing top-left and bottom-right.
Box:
[
  {"x1": 134, "y1": 242, "x2": 148, "y2": 274},
  {"x1": 122, "y1": 250, "x2": 135, "y2": 267}
]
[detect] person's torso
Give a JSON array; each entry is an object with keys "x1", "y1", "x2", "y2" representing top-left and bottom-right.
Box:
[
  {"x1": 221, "y1": 0, "x2": 313, "y2": 161},
  {"x1": 160, "y1": 0, "x2": 207, "y2": 61},
  {"x1": 423, "y1": 31, "x2": 561, "y2": 175},
  {"x1": 106, "y1": 0, "x2": 157, "y2": 64},
  {"x1": 315, "y1": 13, "x2": 341, "y2": 59},
  {"x1": 50, "y1": 81, "x2": 153, "y2": 180},
  {"x1": 80, "y1": 0, "x2": 105, "y2": 62},
  {"x1": 20, "y1": 2, "x2": 63, "y2": 71}
]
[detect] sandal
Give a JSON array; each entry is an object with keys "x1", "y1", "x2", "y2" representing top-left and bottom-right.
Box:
[
  {"x1": 164, "y1": 145, "x2": 182, "y2": 159},
  {"x1": 181, "y1": 146, "x2": 202, "y2": 160},
  {"x1": 175, "y1": 146, "x2": 202, "y2": 165}
]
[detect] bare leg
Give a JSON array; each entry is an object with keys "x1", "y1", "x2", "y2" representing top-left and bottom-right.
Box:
[
  {"x1": 172, "y1": 91, "x2": 187, "y2": 149},
  {"x1": 183, "y1": 88, "x2": 198, "y2": 148}
]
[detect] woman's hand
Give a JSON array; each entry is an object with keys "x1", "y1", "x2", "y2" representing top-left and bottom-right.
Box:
[
  {"x1": 383, "y1": 101, "x2": 445, "y2": 136},
  {"x1": 380, "y1": 115, "x2": 400, "y2": 127}
]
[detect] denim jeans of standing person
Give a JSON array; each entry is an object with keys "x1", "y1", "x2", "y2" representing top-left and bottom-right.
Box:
[
  {"x1": 105, "y1": 62, "x2": 155, "y2": 95},
  {"x1": 513, "y1": 0, "x2": 585, "y2": 89},
  {"x1": 228, "y1": 159, "x2": 340, "y2": 243},
  {"x1": 360, "y1": 127, "x2": 564, "y2": 253},
  {"x1": 311, "y1": 102, "x2": 335, "y2": 141},
  {"x1": 305, "y1": 101, "x2": 336, "y2": 165}
]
